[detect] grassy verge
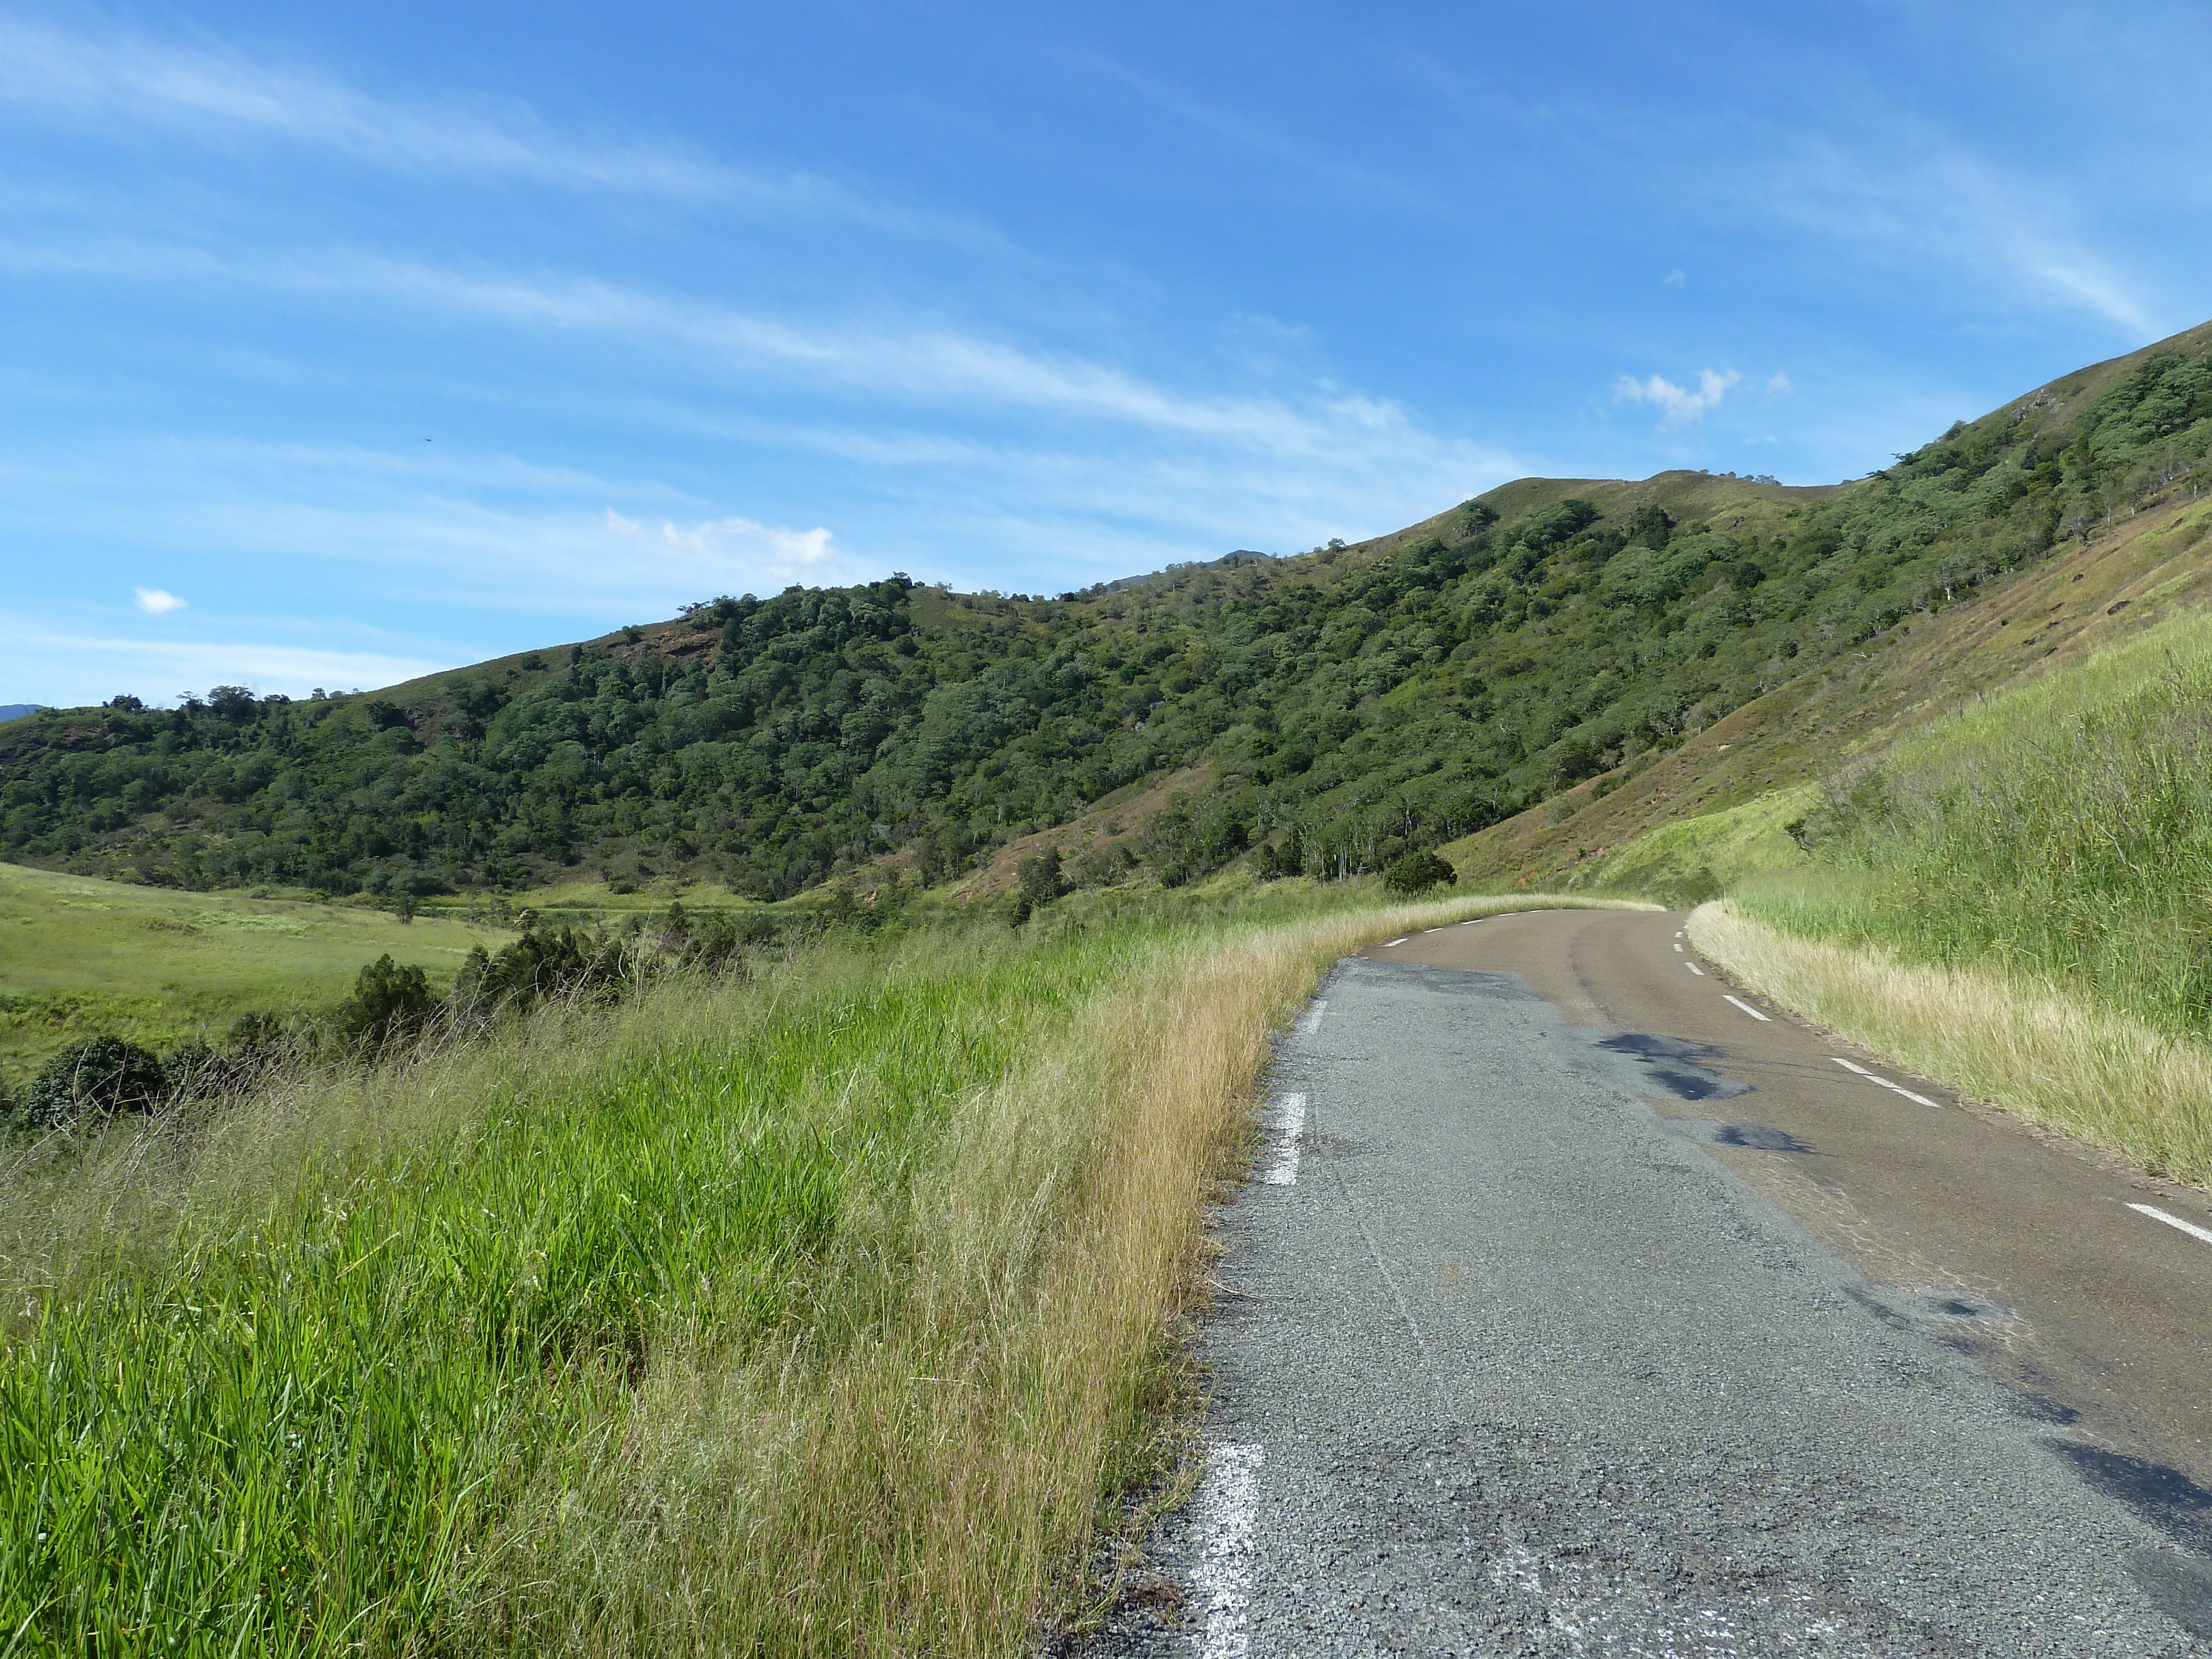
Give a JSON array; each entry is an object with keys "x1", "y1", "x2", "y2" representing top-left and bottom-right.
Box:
[
  {"x1": 1759, "y1": 606, "x2": 2212, "y2": 1041},
  {"x1": 2, "y1": 888, "x2": 1638, "y2": 1654},
  {"x1": 1556, "y1": 785, "x2": 1815, "y2": 907},
  {"x1": 1690, "y1": 899, "x2": 2212, "y2": 1191}
]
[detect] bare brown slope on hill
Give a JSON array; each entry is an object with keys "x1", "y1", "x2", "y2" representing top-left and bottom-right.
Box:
[{"x1": 1445, "y1": 487, "x2": 2212, "y2": 890}]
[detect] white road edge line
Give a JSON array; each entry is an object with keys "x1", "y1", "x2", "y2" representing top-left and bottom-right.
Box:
[
  {"x1": 1190, "y1": 1443, "x2": 1265, "y2": 1659},
  {"x1": 2128, "y1": 1202, "x2": 2212, "y2": 1248},
  {"x1": 1829, "y1": 1056, "x2": 1940, "y2": 1107},
  {"x1": 1259, "y1": 1093, "x2": 1308, "y2": 1186},
  {"x1": 1383, "y1": 937, "x2": 1409, "y2": 947},
  {"x1": 1294, "y1": 999, "x2": 1328, "y2": 1035},
  {"x1": 1723, "y1": 994, "x2": 1772, "y2": 1022},
  {"x1": 1684, "y1": 962, "x2": 1704, "y2": 976}
]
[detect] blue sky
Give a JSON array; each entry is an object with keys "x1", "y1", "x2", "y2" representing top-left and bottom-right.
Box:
[{"x1": 4, "y1": 2, "x2": 2210, "y2": 708}]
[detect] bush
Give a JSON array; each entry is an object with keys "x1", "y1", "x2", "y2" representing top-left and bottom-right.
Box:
[
  {"x1": 1384, "y1": 849, "x2": 1458, "y2": 897},
  {"x1": 18, "y1": 1036, "x2": 168, "y2": 1130},
  {"x1": 452, "y1": 926, "x2": 629, "y2": 1020},
  {"x1": 338, "y1": 954, "x2": 439, "y2": 1049},
  {"x1": 1016, "y1": 847, "x2": 1070, "y2": 910},
  {"x1": 161, "y1": 1040, "x2": 226, "y2": 1101}
]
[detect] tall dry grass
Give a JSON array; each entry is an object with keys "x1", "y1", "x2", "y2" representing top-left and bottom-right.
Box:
[{"x1": 1690, "y1": 899, "x2": 2212, "y2": 1191}]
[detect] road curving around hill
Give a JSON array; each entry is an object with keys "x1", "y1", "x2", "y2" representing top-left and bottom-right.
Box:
[{"x1": 1087, "y1": 907, "x2": 2212, "y2": 1656}]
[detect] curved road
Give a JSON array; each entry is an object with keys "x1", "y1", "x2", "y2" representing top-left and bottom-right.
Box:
[{"x1": 1091, "y1": 907, "x2": 2212, "y2": 1657}]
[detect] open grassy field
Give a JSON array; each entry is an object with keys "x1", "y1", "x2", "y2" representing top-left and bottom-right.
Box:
[
  {"x1": 1553, "y1": 784, "x2": 1815, "y2": 907},
  {"x1": 0, "y1": 887, "x2": 1647, "y2": 1655},
  {"x1": 0, "y1": 863, "x2": 514, "y2": 1083}
]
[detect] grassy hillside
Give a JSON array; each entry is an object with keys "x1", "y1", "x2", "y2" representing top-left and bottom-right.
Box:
[
  {"x1": 0, "y1": 863, "x2": 513, "y2": 1079},
  {"x1": 7, "y1": 320, "x2": 2206, "y2": 909},
  {"x1": 1742, "y1": 604, "x2": 2212, "y2": 1039}
]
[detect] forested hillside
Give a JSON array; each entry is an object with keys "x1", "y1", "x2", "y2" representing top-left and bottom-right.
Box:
[{"x1": 5, "y1": 322, "x2": 2209, "y2": 901}]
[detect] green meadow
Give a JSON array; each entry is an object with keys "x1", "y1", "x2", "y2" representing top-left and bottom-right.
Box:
[{"x1": 0, "y1": 862, "x2": 512, "y2": 1081}]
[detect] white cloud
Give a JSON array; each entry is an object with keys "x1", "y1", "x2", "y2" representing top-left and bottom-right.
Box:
[
  {"x1": 1713, "y1": 117, "x2": 2161, "y2": 337},
  {"x1": 2, "y1": 618, "x2": 446, "y2": 708},
  {"x1": 1766, "y1": 371, "x2": 1793, "y2": 394},
  {"x1": 1614, "y1": 368, "x2": 1741, "y2": 425},
  {"x1": 0, "y1": 16, "x2": 702, "y2": 191},
  {"x1": 604, "y1": 508, "x2": 848, "y2": 591},
  {"x1": 1662, "y1": 269, "x2": 1686, "y2": 286},
  {"x1": 134, "y1": 586, "x2": 186, "y2": 613}
]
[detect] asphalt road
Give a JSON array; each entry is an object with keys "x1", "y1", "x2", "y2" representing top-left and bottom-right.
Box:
[{"x1": 1089, "y1": 909, "x2": 2212, "y2": 1656}]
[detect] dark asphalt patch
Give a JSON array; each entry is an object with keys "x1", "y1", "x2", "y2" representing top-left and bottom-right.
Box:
[
  {"x1": 1714, "y1": 1121, "x2": 1816, "y2": 1152},
  {"x1": 1590, "y1": 1030, "x2": 1752, "y2": 1103},
  {"x1": 2052, "y1": 1442, "x2": 2212, "y2": 1553}
]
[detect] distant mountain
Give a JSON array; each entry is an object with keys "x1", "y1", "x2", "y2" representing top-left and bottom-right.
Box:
[
  {"x1": 0, "y1": 705, "x2": 48, "y2": 725},
  {"x1": 2, "y1": 321, "x2": 2208, "y2": 901}
]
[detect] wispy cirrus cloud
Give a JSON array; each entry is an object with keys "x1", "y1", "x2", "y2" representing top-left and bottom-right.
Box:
[
  {"x1": 0, "y1": 233, "x2": 1506, "y2": 481},
  {"x1": 0, "y1": 13, "x2": 999, "y2": 243},
  {"x1": 1615, "y1": 367, "x2": 1740, "y2": 425},
  {"x1": 1754, "y1": 130, "x2": 2158, "y2": 337},
  {"x1": 0, "y1": 15, "x2": 713, "y2": 190}
]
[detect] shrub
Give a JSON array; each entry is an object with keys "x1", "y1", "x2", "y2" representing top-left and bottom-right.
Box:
[
  {"x1": 18, "y1": 1036, "x2": 168, "y2": 1130},
  {"x1": 338, "y1": 954, "x2": 439, "y2": 1049},
  {"x1": 1015, "y1": 847, "x2": 1069, "y2": 910},
  {"x1": 1384, "y1": 849, "x2": 1458, "y2": 896}
]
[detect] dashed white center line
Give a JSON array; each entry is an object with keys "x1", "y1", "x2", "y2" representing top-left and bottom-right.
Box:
[
  {"x1": 1294, "y1": 999, "x2": 1328, "y2": 1035},
  {"x1": 1828, "y1": 1056, "x2": 1941, "y2": 1107},
  {"x1": 1190, "y1": 1443, "x2": 1265, "y2": 1658},
  {"x1": 2128, "y1": 1203, "x2": 2212, "y2": 1248},
  {"x1": 1673, "y1": 942, "x2": 1684, "y2": 952},
  {"x1": 1259, "y1": 1093, "x2": 1308, "y2": 1186},
  {"x1": 1684, "y1": 962, "x2": 1704, "y2": 976},
  {"x1": 1383, "y1": 937, "x2": 1408, "y2": 947},
  {"x1": 1722, "y1": 994, "x2": 1772, "y2": 1022}
]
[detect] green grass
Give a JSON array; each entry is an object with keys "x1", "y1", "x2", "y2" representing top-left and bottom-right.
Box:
[
  {"x1": 0, "y1": 925, "x2": 1122, "y2": 1655},
  {"x1": 1738, "y1": 606, "x2": 2212, "y2": 1038},
  {"x1": 0, "y1": 862, "x2": 512, "y2": 1082},
  {"x1": 1556, "y1": 785, "x2": 1815, "y2": 906}
]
